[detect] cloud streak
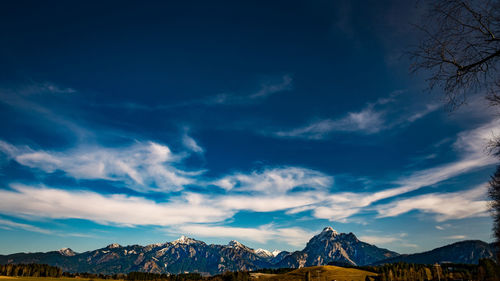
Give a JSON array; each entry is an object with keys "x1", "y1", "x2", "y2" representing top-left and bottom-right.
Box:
[
  {"x1": 0, "y1": 218, "x2": 51, "y2": 234},
  {"x1": 206, "y1": 74, "x2": 293, "y2": 105},
  {"x1": 375, "y1": 184, "x2": 490, "y2": 221},
  {"x1": 0, "y1": 141, "x2": 198, "y2": 192},
  {"x1": 0, "y1": 184, "x2": 232, "y2": 226},
  {"x1": 273, "y1": 93, "x2": 440, "y2": 139}
]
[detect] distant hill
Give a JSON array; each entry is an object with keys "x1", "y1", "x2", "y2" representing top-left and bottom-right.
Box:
[
  {"x1": 0, "y1": 227, "x2": 494, "y2": 275},
  {"x1": 374, "y1": 240, "x2": 496, "y2": 265}
]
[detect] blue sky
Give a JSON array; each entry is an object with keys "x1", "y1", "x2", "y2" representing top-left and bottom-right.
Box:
[{"x1": 0, "y1": 0, "x2": 498, "y2": 255}]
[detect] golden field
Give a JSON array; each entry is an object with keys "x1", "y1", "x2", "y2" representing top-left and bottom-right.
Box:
[{"x1": 250, "y1": 265, "x2": 377, "y2": 281}]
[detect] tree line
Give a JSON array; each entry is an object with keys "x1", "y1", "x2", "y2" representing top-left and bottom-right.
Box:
[
  {"x1": 0, "y1": 264, "x2": 63, "y2": 277},
  {"x1": 358, "y1": 259, "x2": 500, "y2": 281},
  {"x1": 1, "y1": 260, "x2": 499, "y2": 281}
]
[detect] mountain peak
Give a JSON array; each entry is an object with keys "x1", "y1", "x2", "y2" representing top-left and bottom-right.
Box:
[
  {"x1": 58, "y1": 248, "x2": 76, "y2": 256},
  {"x1": 322, "y1": 226, "x2": 338, "y2": 234},
  {"x1": 172, "y1": 235, "x2": 201, "y2": 245},
  {"x1": 271, "y1": 249, "x2": 282, "y2": 256},
  {"x1": 312, "y1": 226, "x2": 338, "y2": 241},
  {"x1": 106, "y1": 243, "x2": 122, "y2": 249},
  {"x1": 255, "y1": 248, "x2": 273, "y2": 258},
  {"x1": 228, "y1": 240, "x2": 244, "y2": 248}
]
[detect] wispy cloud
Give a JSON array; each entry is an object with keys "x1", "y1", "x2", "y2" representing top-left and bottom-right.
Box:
[
  {"x1": 0, "y1": 82, "x2": 88, "y2": 139},
  {"x1": 0, "y1": 218, "x2": 51, "y2": 234},
  {"x1": 0, "y1": 140, "x2": 198, "y2": 192},
  {"x1": 273, "y1": 93, "x2": 440, "y2": 139},
  {"x1": 211, "y1": 167, "x2": 332, "y2": 193},
  {"x1": 0, "y1": 184, "x2": 232, "y2": 226},
  {"x1": 182, "y1": 129, "x2": 204, "y2": 154},
  {"x1": 375, "y1": 184, "x2": 490, "y2": 221},
  {"x1": 275, "y1": 106, "x2": 385, "y2": 139},
  {"x1": 203, "y1": 74, "x2": 293, "y2": 105},
  {"x1": 98, "y1": 75, "x2": 293, "y2": 111}
]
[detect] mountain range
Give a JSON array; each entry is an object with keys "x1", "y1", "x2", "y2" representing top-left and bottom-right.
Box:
[{"x1": 0, "y1": 227, "x2": 495, "y2": 275}]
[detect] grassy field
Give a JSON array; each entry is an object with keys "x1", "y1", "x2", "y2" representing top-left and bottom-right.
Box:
[
  {"x1": 0, "y1": 277, "x2": 110, "y2": 281},
  {"x1": 250, "y1": 265, "x2": 378, "y2": 281}
]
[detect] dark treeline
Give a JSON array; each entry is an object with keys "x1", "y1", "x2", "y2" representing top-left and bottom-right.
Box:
[
  {"x1": 0, "y1": 264, "x2": 250, "y2": 281},
  {"x1": 355, "y1": 259, "x2": 500, "y2": 281},
  {"x1": 0, "y1": 264, "x2": 63, "y2": 277}
]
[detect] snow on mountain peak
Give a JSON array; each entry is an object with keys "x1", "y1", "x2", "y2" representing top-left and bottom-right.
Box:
[
  {"x1": 255, "y1": 248, "x2": 273, "y2": 258},
  {"x1": 308, "y1": 226, "x2": 339, "y2": 244},
  {"x1": 227, "y1": 240, "x2": 243, "y2": 247},
  {"x1": 322, "y1": 226, "x2": 338, "y2": 234},
  {"x1": 255, "y1": 248, "x2": 282, "y2": 258},
  {"x1": 172, "y1": 235, "x2": 200, "y2": 245},
  {"x1": 271, "y1": 249, "x2": 282, "y2": 256},
  {"x1": 58, "y1": 248, "x2": 76, "y2": 256},
  {"x1": 106, "y1": 243, "x2": 122, "y2": 249}
]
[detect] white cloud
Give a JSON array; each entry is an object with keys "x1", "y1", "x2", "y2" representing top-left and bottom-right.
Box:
[
  {"x1": 216, "y1": 194, "x2": 318, "y2": 213},
  {"x1": 212, "y1": 167, "x2": 332, "y2": 193},
  {"x1": 0, "y1": 182, "x2": 320, "y2": 244},
  {"x1": 182, "y1": 134, "x2": 204, "y2": 153},
  {"x1": 0, "y1": 184, "x2": 232, "y2": 226},
  {"x1": 375, "y1": 185, "x2": 490, "y2": 221},
  {"x1": 0, "y1": 141, "x2": 197, "y2": 192}
]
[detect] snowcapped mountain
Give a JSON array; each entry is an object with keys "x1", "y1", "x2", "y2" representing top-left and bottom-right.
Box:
[
  {"x1": 58, "y1": 248, "x2": 76, "y2": 257},
  {"x1": 171, "y1": 235, "x2": 203, "y2": 245},
  {"x1": 255, "y1": 248, "x2": 282, "y2": 260},
  {"x1": 254, "y1": 248, "x2": 273, "y2": 259},
  {"x1": 0, "y1": 227, "x2": 493, "y2": 275}
]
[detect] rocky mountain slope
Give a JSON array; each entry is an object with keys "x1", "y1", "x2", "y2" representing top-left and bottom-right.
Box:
[{"x1": 0, "y1": 227, "x2": 494, "y2": 275}]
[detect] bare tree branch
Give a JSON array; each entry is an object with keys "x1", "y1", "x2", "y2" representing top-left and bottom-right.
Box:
[{"x1": 411, "y1": 0, "x2": 500, "y2": 109}]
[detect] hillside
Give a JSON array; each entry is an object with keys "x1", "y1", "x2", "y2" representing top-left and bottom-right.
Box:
[{"x1": 250, "y1": 265, "x2": 378, "y2": 281}]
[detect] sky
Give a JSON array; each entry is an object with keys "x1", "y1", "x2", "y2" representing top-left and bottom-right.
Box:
[{"x1": 0, "y1": 0, "x2": 498, "y2": 255}]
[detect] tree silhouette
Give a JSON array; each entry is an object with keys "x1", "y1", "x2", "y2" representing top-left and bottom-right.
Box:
[{"x1": 411, "y1": 0, "x2": 500, "y2": 109}]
